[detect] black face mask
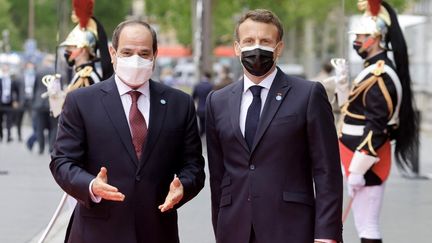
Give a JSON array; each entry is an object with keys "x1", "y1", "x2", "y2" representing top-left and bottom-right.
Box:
[
  {"x1": 241, "y1": 47, "x2": 275, "y2": 77},
  {"x1": 64, "y1": 51, "x2": 75, "y2": 67},
  {"x1": 353, "y1": 42, "x2": 368, "y2": 59}
]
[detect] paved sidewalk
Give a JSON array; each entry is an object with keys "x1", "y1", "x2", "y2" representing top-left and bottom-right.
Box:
[{"x1": 1, "y1": 127, "x2": 431, "y2": 242}]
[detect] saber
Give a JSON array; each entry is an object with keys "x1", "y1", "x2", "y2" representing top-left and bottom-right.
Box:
[
  {"x1": 342, "y1": 196, "x2": 354, "y2": 223},
  {"x1": 38, "y1": 193, "x2": 68, "y2": 243}
]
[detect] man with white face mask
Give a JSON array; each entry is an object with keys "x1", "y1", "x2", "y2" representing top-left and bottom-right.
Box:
[
  {"x1": 206, "y1": 9, "x2": 343, "y2": 243},
  {"x1": 50, "y1": 20, "x2": 205, "y2": 243}
]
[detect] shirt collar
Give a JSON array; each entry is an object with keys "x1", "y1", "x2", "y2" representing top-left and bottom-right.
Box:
[
  {"x1": 364, "y1": 51, "x2": 387, "y2": 67},
  {"x1": 243, "y1": 68, "x2": 277, "y2": 93},
  {"x1": 115, "y1": 74, "x2": 150, "y2": 98}
]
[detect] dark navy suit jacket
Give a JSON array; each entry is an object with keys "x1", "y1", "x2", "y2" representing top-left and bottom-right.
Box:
[
  {"x1": 206, "y1": 68, "x2": 343, "y2": 243},
  {"x1": 0, "y1": 76, "x2": 20, "y2": 107},
  {"x1": 192, "y1": 80, "x2": 213, "y2": 117},
  {"x1": 50, "y1": 76, "x2": 205, "y2": 243}
]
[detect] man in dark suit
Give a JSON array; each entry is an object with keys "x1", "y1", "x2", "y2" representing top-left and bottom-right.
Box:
[
  {"x1": 0, "y1": 64, "x2": 20, "y2": 142},
  {"x1": 192, "y1": 71, "x2": 213, "y2": 136},
  {"x1": 206, "y1": 9, "x2": 343, "y2": 243},
  {"x1": 50, "y1": 20, "x2": 205, "y2": 243},
  {"x1": 32, "y1": 60, "x2": 58, "y2": 154},
  {"x1": 15, "y1": 62, "x2": 36, "y2": 142}
]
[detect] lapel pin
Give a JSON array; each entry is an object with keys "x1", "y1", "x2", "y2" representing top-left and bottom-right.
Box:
[
  {"x1": 160, "y1": 99, "x2": 167, "y2": 105},
  {"x1": 276, "y1": 93, "x2": 283, "y2": 101}
]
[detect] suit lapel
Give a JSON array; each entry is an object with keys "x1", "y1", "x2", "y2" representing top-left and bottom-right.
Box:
[
  {"x1": 229, "y1": 80, "x2": 250, "y2": 153},
  {"x1": 251, "y1": 68, "x2": 292, "y2": 153},
  {"x1": 100, "y1": 77, "x2": 139, "y2": 166},
  {"x1": 138, "y1": 80, "x2": 167, "y2": 173}
]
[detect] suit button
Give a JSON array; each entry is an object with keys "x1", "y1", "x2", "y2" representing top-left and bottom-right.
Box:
[
  {"x1": 135, "y1": 176, "x2": 141, "y2": 181},
  {"x1": 247, "y1": 197, "x2": 251, "y2": 202},
  {"x1": 249, "y1": 164, "x2": 255, "y2": 170}
]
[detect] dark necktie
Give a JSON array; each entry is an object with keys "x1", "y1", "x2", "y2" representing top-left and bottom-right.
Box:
[
  {"x1": 245, "y1": 85, "x2": 263, "y2": 149},
  {"x1": 128, "y1": 91, "x2": 147, "y2": 160}
]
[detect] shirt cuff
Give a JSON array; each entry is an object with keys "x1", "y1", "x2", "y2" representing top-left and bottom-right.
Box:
[
  {"x1": 315, "y1": 240, "x2": 337, "y2": 243},
  {"x1": 89, "y1": 179, "x2": 102, "y2": 203}
]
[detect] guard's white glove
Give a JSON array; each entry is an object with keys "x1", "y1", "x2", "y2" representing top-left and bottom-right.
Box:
[
  {"x1": 319, "y1": 76, "x2": 337, "y2": 103},
  {"x1": 347, "y1": 173, "x2": 365, "y2": 197},
  {"x1": 331, "y1": 58, "x2": 349, "y2": 107},
  {"x1": 41, "y1": 74, "x2": 66, "y2": 118}
]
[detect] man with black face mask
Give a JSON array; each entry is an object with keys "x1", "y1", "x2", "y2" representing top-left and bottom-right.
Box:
[
  {"x1": 206, "y1": 9, "x2": 343, "y2": 243},
  {"x1": 338, "y1": 1, "x2": 418, "y2": 243}
]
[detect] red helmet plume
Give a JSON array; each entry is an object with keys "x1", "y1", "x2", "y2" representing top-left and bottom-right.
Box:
[
  {"x1": 368, "y1": 0, "x2": 382, "y2": 17},
  {"x1": 73, "y1": 0, "x2": 94, "y2": 29}
]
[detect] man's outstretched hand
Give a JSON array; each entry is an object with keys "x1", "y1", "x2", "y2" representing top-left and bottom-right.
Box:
[
  {"x1": 158, "y1": 176, "x2": 184, "y2": 212},
  {"x1": 91, "y1": 167, "x2": 125, "y2": 201}
]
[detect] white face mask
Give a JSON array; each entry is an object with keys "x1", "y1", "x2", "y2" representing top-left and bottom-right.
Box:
[{"x1": 115, "y1": 55, "x2": 154, "y2": 87}]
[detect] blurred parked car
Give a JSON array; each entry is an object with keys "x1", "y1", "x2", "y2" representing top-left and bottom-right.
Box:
[{"x1": 278, "y1": 63, "x2": 305, "y2": 78}]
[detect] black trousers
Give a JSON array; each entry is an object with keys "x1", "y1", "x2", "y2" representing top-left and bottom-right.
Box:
[
  {"x1": 249, "y1": 224, "x2": 257, "y2": 243},
  {"x1": 35, "y1": 109, "x2": 58, "y2": 153},
  {"x1": 14, "y1": 100, "x2": 33, "y2": 140},
  {"x1": 0, "y1": 105, "x2": 14, "y2": 140}
]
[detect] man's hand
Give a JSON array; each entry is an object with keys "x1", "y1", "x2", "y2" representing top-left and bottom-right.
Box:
[
  {"x1": 12, "y1": 101, "x2": 19, "y2": 109},
  {"x1": 158, "y1": 176, "x2": 184, "y2": 212},
  {"x1": 91, "y1": 167, "x2": 125, "y2": 201}
]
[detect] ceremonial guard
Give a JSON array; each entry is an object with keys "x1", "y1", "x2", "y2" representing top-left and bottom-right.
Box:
[
  {"x1": 44, "y1": 0, "x2": 112, "y2": 117},
  {"x1": 338, "y1": 1, "x2": 419, "y2": 242},
  {"x1": 61, "y1": 0, "x2": 112, "y2": 89}
]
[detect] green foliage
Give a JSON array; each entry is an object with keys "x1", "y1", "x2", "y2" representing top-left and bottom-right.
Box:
[
  {"x1": 146, "y1": 0, "x2": 192, "y2": 46},
  {"x1": 6, "y1": 0, "x2": 130, "y2": 52},
  {"x1": 0, "y1": 0, "x2": 20, "y2": 50},
  {"x1": 93, "y1": 0, "x2": 130, "y2": 38},
  {"x1": 0, "y1": 0, "x2": 416, "y2": 52},
  {"x1": 213, "y1": 0, "x2": 344, "y2": 45}
]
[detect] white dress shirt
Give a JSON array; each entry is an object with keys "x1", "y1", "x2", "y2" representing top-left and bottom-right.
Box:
[
  {"x1": 1, "y1": 75, "x2": 12, "y2": 104},
  {"x1": 24, "y1": 71, "x2": 36, "y2": 99},
  {"x1": 89, "y1": 76, "x2": 151, "y2": 203},
  {"x1": 114, "y1": 75, "x2": 151, "y2": 130},
  {"x1": 239, "y1": 68, "x2": 277, "y2": 136}
]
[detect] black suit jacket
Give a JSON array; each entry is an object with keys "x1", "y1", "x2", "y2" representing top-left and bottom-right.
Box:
[
  {"x1": 50, "y1": 76, "x2": 205, "y2": 243},
  {"x1": 0, "y1": 76, "x2": 20, "y2": 107},
  {"x1": 192, "y1": 80, "x2": 213, "y2": 116},
  {"x1": 206, "y1": 68, "x2": 343, "y2": 243}
]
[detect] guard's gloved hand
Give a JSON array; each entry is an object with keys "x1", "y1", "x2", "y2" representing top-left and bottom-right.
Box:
[
  {"x1": 331, "y1": 58, "x2": 349, "y2": 107},
  {"x1": 347, "y1": 173, "x2": 365, "y2": 197}
]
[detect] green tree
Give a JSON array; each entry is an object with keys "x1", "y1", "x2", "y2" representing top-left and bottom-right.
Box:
[
  {"x1": 7, "y1": 0, "x2": 130, "y2": 52},
  {"x1": 146, "y1": 0, "x2": 192, "y2": 46},
  {"x1": 0, "y1": 0, "x2": 20, "y2": 51},
  {"x1": 212, "y1": 0, "x2": 410, "y2": 44},
  {"x1": 2, "y1": 0, "x2": 414, "y2": 53},
  {"x1": 8, "y1": 0, "x2": 64, "y2": 52},
  {"x1": 93, "y1": 0, "x2": 130, "y2": 39}
]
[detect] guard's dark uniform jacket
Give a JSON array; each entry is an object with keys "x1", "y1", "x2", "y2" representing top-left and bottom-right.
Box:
[
  {"x1": 67, "y1": 63, "x2": 101, "y2": 93},
  {"x1": 339, "y1": 52, "x2": 402, "y2": 186}
]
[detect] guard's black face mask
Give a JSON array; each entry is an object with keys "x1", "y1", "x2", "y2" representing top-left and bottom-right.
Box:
[
  {"x1": 353, "y1": 41, "x2": 368, "y2": 59},
  {"x1": 64, "y1": 51, "x2": 75, "y2": 67},
  {"x1": 241, "y1": 46, "x2": 275, "y2": 77}
]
